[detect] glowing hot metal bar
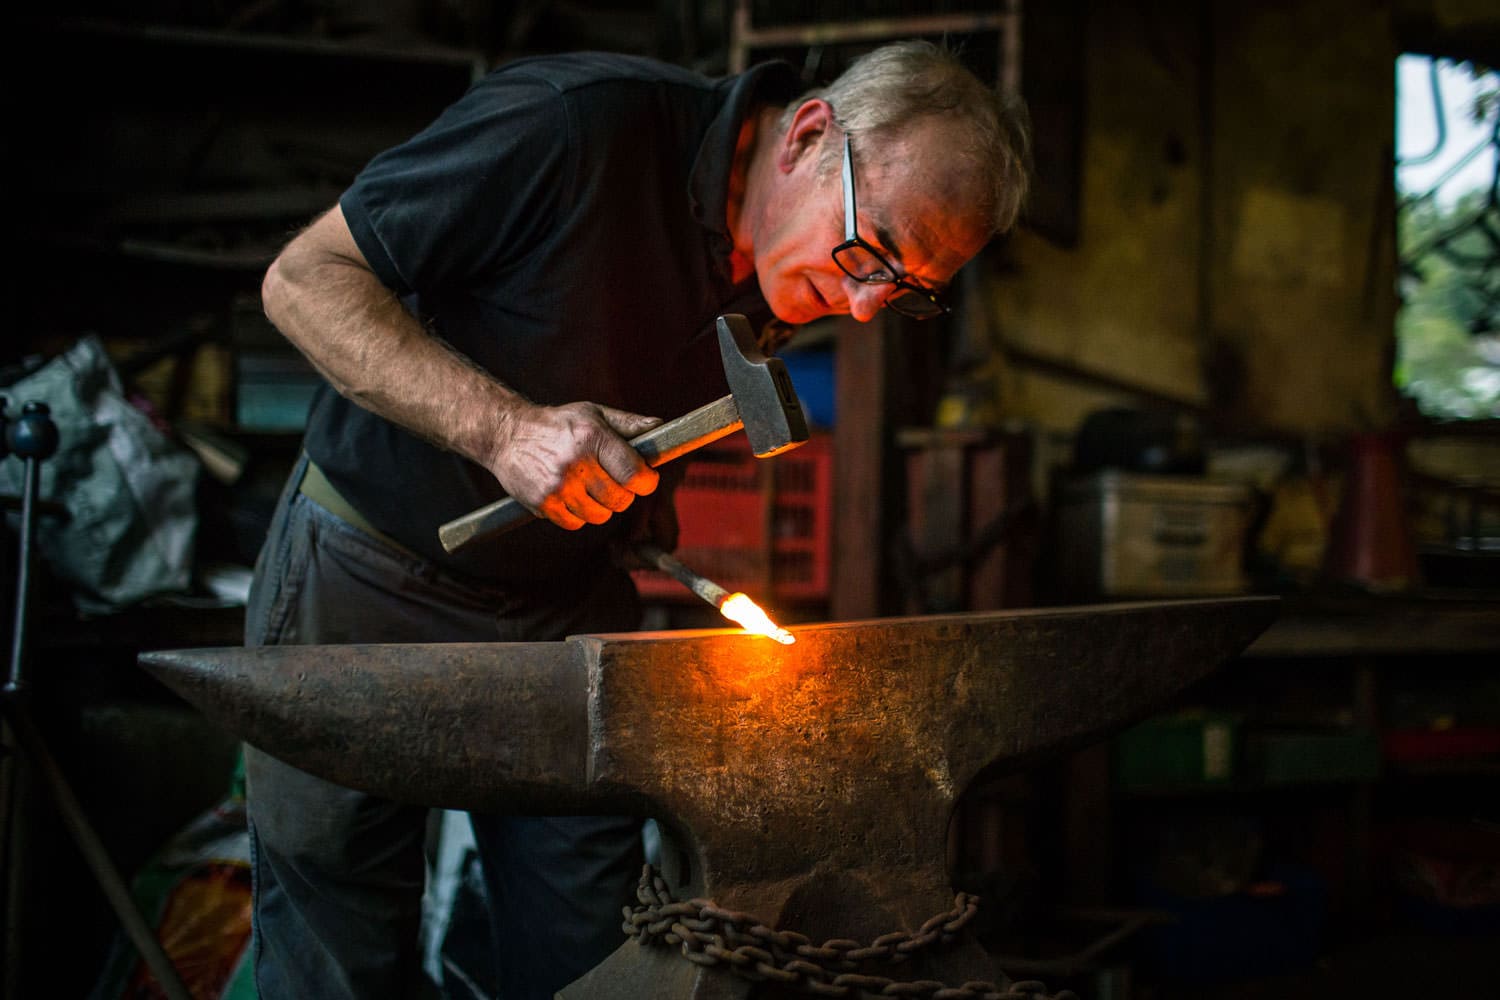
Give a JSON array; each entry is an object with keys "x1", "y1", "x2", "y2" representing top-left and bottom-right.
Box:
[
  {"x1": 635, "y1": 543, "x2": 794, "y2": 644},
  {"x1": 718, "y1": 593, "x2": 794, "y2": 645}
]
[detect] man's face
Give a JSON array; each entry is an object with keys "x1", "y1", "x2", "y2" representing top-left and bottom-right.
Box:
[{"x1": 751, "y1": 115, "x2": 991, "y2": 326}]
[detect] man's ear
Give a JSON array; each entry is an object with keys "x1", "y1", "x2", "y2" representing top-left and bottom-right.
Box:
[{"x1": 778, "y1": 99, "x2": 834, "y2": 172}]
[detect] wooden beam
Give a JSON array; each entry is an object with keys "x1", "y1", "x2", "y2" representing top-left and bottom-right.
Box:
[{"x1": 832, "y1": 314, "x2": 891, "y2": 620}]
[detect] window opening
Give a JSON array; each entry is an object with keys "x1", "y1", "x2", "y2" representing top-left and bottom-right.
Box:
[{"x1": 1394, "y1": 54, "x2": 1500, "y2": 419}]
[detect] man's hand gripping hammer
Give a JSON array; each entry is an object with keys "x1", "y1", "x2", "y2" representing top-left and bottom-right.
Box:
[{"x1": 438, "y1": 314, "x2": 809, "y2": 554}]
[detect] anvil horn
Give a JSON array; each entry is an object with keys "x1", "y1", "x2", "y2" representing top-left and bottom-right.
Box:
[{"x1": 140, "y1": 641, "x2": 598, "y2": 814}]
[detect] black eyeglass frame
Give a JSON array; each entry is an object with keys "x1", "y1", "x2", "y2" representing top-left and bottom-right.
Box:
[{"x1": 831, "y1": 133, "x2": 951, "y2": 320}]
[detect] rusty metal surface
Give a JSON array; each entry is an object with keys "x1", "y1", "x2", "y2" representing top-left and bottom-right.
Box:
[
  {"x1": 140, "y1": 597, "x2": 1278, "y2": 998},
  {"x1": 141, "y1": 641, "x2": 595, "y2": 813},
  {"x1": 586, "y1": 599, "x2": 1272, "y2": 884}
]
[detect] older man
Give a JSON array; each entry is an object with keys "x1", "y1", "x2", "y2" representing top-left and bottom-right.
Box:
[{"x1": 251, "y1": 40, "x2": 1028, "y2": 1000}]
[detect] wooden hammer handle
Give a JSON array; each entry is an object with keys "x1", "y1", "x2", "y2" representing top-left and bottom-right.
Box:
[{"x1": 438, "y1": 395, "x2": 742, "y2": 554}]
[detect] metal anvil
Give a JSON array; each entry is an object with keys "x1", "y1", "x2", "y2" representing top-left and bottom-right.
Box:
[{"x1": 142, "y1": 597, "x2": 1276, "y2": 998}]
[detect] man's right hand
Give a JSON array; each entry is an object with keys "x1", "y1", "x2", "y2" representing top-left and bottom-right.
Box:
[
  {"x1": 488, "y1": 401, "x2": 663, "y2": 531},
  {"x1": 261, "y1": 206, "x2": 661, "y2": 533}
]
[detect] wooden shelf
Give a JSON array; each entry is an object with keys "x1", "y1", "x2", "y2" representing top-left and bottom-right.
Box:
[{"x1": 27, "y1": 16, "x2": 486, "y2": 73}]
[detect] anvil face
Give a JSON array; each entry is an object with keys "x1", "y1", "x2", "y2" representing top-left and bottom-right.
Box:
[{"x1": 141, "y1": 599, "x2": 1276, "y2": 993}]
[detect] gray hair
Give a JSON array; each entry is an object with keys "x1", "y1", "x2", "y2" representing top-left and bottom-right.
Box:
[{"x1": 779, "y1": 40, "x2": 1032, "y2": 235}]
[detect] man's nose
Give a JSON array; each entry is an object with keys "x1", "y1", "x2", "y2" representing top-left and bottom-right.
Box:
[{"x1": 845, "y1": 281, "x2": 888, "y2": 322}]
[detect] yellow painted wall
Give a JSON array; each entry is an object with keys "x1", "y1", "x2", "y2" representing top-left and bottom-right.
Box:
[{"x1": 989, "y1": 0, "x2": 1431, "y2": 438}]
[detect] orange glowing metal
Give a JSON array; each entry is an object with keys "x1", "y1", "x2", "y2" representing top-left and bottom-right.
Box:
[
  {"x1": 718, "y1": 593, "x2": 795, "y2": 644},
  {"x1": 634, "y1": 543, "x2": 795, "y2": 645}
]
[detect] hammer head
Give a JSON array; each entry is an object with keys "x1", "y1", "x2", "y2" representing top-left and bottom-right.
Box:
[{"x1": 717, "y1": 315, "x2": 809, "y2": 457}]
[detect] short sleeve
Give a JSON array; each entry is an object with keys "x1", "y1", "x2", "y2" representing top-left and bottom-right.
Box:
[{"x1": 339, "y1": 72, "x2": 571, "y2": 296}]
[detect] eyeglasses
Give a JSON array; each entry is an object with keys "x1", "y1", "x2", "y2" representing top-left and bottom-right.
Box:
[{"x1": 831, "y1": 133, "x2": 950, "y2": 320}]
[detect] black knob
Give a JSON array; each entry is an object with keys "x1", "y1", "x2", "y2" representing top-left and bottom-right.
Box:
[{"x1": 8, "y1": 401, "x2": 59, "y2": 462}]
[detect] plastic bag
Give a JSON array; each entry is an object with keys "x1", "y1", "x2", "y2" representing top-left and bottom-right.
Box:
[{"x1": 1, "y1": 335, "x2": 198, "y2": 612}]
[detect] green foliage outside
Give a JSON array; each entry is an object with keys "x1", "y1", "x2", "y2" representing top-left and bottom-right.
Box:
[
  {"x1": 1395, "y1": 189, "x2": 1500, "y2": 419},
  {"x1": 1394, "y1": 73, "x2": 1500, "y2": 421}
]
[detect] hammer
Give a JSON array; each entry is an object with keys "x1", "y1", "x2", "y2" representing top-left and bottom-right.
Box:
[{"x1": 438, "y1": 314, "x2": 808, "y2": 554}]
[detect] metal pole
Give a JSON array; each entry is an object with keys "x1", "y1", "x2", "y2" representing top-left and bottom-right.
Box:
[
  {"x1": 0, "y1": 396, "x2": 17, "y2": 1000},
  {"x1": 5, "y1": 408, "x2": 41, "y2": 695}
]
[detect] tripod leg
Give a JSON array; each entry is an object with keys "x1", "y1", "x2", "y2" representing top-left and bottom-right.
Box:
[
  {"x1": 1, "y1": 723, "x2": 24, "y2": 1000},
  {"x1": 2, "y1": 403, "x2": 193, "y2": 999},
  {"x1": 3, "y1": 706, "x2": 195, "y2": 1000}
]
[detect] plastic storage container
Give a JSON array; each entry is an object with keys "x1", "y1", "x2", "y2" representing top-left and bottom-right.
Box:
[
  {"x1": 1056, "y1": 471, "x2": 1253, "y2": 597},
  {"x1": 1114, "y1": 710, "x2": 1242, "y2": 792},
  {"x1": 1134, "y1": 863, "x2": 1328, "y2": 981}
]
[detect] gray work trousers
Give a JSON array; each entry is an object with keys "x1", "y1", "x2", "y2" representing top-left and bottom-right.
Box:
[{"x1": 244, "y1": 454, "x2": 644, "y2": 999}]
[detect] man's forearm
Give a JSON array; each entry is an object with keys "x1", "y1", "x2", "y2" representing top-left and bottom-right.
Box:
[
  {"x1": 261, "y1": 206, "x2": 663, "y2": 530},
  {"x1": 260, "y1": 207, "x2": 523, "y2": 471}
]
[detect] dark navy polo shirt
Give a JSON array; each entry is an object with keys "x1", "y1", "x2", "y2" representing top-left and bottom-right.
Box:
[{"x1": 307, "y1": 52, "x2": 800, "y2": 585}]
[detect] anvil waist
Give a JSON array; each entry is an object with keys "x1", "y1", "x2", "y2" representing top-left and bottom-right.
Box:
[{"x1": 298, "y1": 456, "x2": 424, "y2": 561}]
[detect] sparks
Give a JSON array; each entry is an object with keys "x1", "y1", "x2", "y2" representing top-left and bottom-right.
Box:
[{"x1": 718, "y1": 593, "x2": 795, "y2": 644}]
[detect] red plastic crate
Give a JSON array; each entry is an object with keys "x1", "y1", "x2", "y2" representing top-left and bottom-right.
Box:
[
  {"x1": 632, "y1": 433, "x2": 832, "y2": 602},
  {"x1": 1382, "y1": 727, "x2": 1500, "y2": 762}
]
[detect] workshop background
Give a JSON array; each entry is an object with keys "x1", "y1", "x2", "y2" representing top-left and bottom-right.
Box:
[{"x1": 3, "y1": 1, "x2": 1499, "y2": 998}]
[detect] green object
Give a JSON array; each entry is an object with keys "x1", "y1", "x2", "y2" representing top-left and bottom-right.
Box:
[
  {"x1": 1114, "y1": 711, "x2": 1242, "y2": 792},
  {"x1": 1245, "y1": 728, "x2": 1381, "y2": 786}
]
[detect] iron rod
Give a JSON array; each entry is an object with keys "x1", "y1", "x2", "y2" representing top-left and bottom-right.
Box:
[{"x1": 635, "y1": 543, "x2": 731, "y2": 609}]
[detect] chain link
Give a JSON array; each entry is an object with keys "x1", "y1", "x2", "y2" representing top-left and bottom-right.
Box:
[{"x1": 622, "y1": 866, "x2": 1077, "y2": 1000}]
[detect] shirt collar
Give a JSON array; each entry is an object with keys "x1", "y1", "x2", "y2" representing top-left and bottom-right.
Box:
[{"x1": 689, "y1": 60, "x2": 801, "y2": 267}]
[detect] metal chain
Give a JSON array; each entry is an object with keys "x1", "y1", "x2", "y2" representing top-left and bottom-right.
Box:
[{"x1": 622, "y1": 866, "x2": 1077, "y2": 1000}]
